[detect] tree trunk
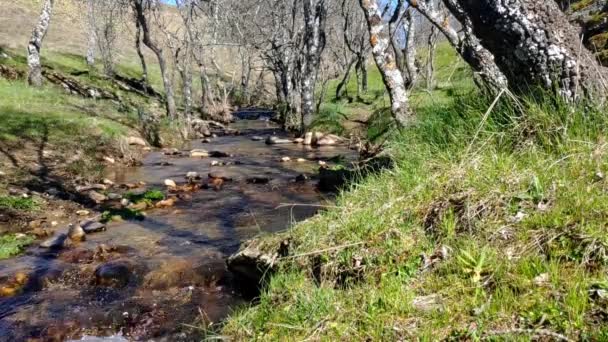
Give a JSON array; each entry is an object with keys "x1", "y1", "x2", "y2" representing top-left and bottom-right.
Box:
[
  {"x1": 131, "y1": 0, "x2": 177, "y2": 119},
  {"x1": 27, "y1": 0, "x2": 54, "y2": 87},
  {"x1": 336, "y1": 57, "x2": 357, "y2": 100},
  {"x1": 403, "y1": 9, "x2": 418, "y2": 88},
  {"x1": 361, "y1": 57, "x2": 368, "y2": 92},
  {"x1": 445, "y1": 0, "x2": 607, "y2": 100},
  {"x1": 359, "y1": 0, "x2": 413, "y2": 126},
  {"x1": 408, "y1": 0, "x2": 509, "y2": 93},
  {"x1": 425, "y1": 25, "x2": 439, "y2": 90},
  {"x1": 85, "y1": 0, "x2": 96, "y2": 66},
  {"x1": 134, "y1": 21, "x2": 149, "y2": 83},
  {"x1": 300, "y1": 0, "x2": 327, "y2": 133}
]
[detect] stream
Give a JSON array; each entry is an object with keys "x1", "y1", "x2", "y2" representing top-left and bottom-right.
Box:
[{"x1": 0, "y1": 110, "x2": 356, "y2": 341}]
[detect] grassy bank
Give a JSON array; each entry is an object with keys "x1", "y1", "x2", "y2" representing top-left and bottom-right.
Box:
[
  {"x1": 223, "y1": 92, "x2": 608, "y2": 340},
  {"x1": 221, "y1": 45, "x2": 608, "y2": 340}
]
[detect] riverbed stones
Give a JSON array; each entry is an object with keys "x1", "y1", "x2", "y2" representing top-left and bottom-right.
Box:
[
  {"x1": 293, "y1": 137, "x2": 305, "y2": 144},
  {"x1": 94, "y1": 261, "x2": 132, "y2": 288},
  {"x1": 280, "y1": 156, "x2": 291, "y2": 162},
  {"x1": 266, "y1": 136, "x2": 292, "y2": 145},
  {"x1": 40, "y1": 233, "x2": 68, "y2": 249},
  {"x1": 247, "y1": 176, "x2": 271, "y2": 184},
  {"x1": 164, "y1": 179, "x2": 177, "y2": 188},
  {"x1": 80, "y1": 220, "x2": 106, "y2": 234},
  {"x1": 102, "y1": 178, "x2": 114, "y2": 186},
  {"x1": 251, "y1": 136, "x2": 264, "y2": 141},
  {"x1": 208, "y1": 172, "x2": 233, "y2": 181},
  {"x1": 88, "y1": 191, "x2": 107, "y2": 204},
  {"x1": 190, "y1": 149, "x2": 209, "y2": 158},
  {"x1": 209, "y1": 151, "x2": 232, "y2": 158},
  {"x1": 68, "y1": 224, "x2": 86, "y2": 242},
  {"x1": 163, "y1": 148, "x2": 181, "y2": 156},
  {"x1": 155, "y1": 197, "x2": 177, "y2": 208},
  {"x1": 185, "y1": 172, "x2": 200, "y2": 181},
  {"x1": 107, "y1": 193, "x2": 122, "y2": 200}
]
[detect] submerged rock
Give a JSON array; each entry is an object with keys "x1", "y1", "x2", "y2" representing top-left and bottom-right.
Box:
[
  {"x1": 247, "y1": 176, "x2": 271, "y2": 184},
  {"x1": 251, "y1": 136, "x2": 264, "y2": 141},
  {"x1": 40, "y1": 233, "x2": 68, "y2": 249},
  {"x1": 209, "y1": 151, "x2": 232, "y2": 158},
  {"x1": 266, "y1": 136, "x2": 292, "y2": 145},
  {"x1": 208, "y1": 172, "x2": 233, "y2": 181},
  {"x1": 228, "y1": 239, "x2": 290, "y2": 286},
  {"x1": 94, "y1": 262, "x2": 132, "y2": 288}
]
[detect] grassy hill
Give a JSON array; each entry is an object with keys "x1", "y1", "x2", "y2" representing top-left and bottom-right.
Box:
[{"x1": 220, "y1": 46, "x2": 608, "y2": 340}]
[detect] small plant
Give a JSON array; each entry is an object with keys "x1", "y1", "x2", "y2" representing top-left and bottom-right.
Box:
[
  {"x1": 0, "y1": 234, "x2": 34, "y2": 259},
  {"x1": 0, "y1": 196, "x2": 38, "y2": 211}
]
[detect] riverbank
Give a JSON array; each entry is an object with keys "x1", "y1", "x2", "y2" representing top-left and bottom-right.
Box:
[{"x1": 221, "y1": 93, "x2": 608, "y2": 340}]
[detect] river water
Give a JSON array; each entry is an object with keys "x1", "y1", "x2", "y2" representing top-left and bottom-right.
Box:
[{"x1": 0, "y1": 112, "x2": 355, "y2": 341}]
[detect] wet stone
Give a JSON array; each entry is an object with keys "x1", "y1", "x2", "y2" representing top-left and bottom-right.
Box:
[
  {"x1": 40, "y1": 233, "x2": 68, "y2": 249},
  {"x1": 95, "y1": 262, "x2": 132, "y2": 288},
  {"x1": 209, "y1": 151, "x2": 232, "y2": 158},
  {"x1": 68, "y1": 224, "x2": 86, "y2": 242},
  {"x1": 208, "y1": 172, "x2": 233, "y2": 181},
  {"x1": 81, "y1": 220, "x2": 107, "y2": 234},
  {"x1": 247, "y1": 176, "x2": 271, "y2": 184},
  {"x1": 251, "y1": 136, "x2": 264, "y2": 141},
  {"x1": 266, "y1": 136, "x2": 292, "y2": 145}
]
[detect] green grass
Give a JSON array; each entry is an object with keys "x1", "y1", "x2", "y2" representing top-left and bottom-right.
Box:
[
  {"x1": 222, "y1": 92, "x2": 608, "y2": 340},
  {"x1": 0, "y1": 196, "x2": 37, "y2": 211},
  {"x1": 0, "y1": 234, "x2": 34, "y2": 259},
  {"x1": 221, "y1": 41, "x2": 608, "y2": 340}
]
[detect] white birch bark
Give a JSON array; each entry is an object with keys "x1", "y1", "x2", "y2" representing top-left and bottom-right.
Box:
[
  {"x1": 359, "y1": 0, "x2": 413, "y2": 126},
  {"x1": 27, "y1": 0, "x2": 55, "y2": 87}
]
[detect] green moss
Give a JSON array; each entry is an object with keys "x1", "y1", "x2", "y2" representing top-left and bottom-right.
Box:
[
  {"x1": 100, "y1": 208, "x2": 145, "y2": 223},
  {"x1": 124, "y1": 189, "x2": 165, "y2": 205},
  {"x1": 0, "y1": 234, "x2": 34, "y2": 259}
]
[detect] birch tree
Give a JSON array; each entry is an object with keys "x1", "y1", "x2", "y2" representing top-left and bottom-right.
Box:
[
  {"x1": 442, "y1": 0, "x2": 607, "y2": 100},
  {"x1": 359, "y1": 0, "x2": 413, "y2": 126},
  {"x1": 300, "y1": 0, "x2": 328, "y2": 132},
  {"x1": 27, "y1": 0, "x2": 55, "y2": 87}
]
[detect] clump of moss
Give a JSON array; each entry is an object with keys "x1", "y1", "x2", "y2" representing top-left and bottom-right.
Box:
[
  {"x1": 100, "y1": 208, "x2": 145, "y2": 223},
  {"x1": 0, "y1": 234, "x2": 34, "y2": 259},
  {"x1": 124, "y1": 189, "x2": 165, "y2": 205}
]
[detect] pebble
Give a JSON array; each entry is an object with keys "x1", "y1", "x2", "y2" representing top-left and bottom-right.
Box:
[
  {"x1": 280, "y1": 157, "x2": 291, "y2": 162},
  {"x1": 297, "y1": 158, "x2": 307, "y2": 163},
  {"x1": 190, "y1": 149, "x2": 209, "y2": 158},
  {"x1": 76, "y1": 210, "x2": 90, "y2": 216},
  {"x1": 103, "y1": 156, "x2": 116, "y2": 164},
  {"x1": 164, "y1": 179, "x2": 177, "y2": 188},
  {"x1": 185, "y1": 172, "x2": 200, "y2": 180},
  {"x1": 102, "y1": 178, "x2": 114, "y2": 186}
]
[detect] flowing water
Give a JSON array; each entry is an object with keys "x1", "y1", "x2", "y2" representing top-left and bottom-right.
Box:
[{"x1": 0, "y1": 111, "x2": 356, "y2": 341}]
